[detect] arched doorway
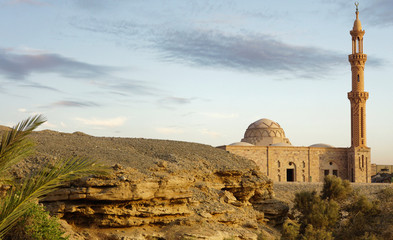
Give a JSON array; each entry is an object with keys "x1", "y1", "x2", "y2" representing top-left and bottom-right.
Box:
[{"x1": 286, "y1": 162, "x2": 296, "y2": 182}]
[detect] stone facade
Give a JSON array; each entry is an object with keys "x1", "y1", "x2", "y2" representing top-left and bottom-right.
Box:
[{"x1": 218, "y1": 145, "x2": 361, "y2": 183}]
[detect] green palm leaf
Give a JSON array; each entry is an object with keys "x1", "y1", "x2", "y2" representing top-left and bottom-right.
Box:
[
  {"x1": 0, "y1": 157, "x2": 108, "y2": 239},
  {"x1": 0, "y1": 115, "x2": 46, "y2": 182},
  {"x1": 0, "y1": 115, "x2": 109, "y2": 239}
]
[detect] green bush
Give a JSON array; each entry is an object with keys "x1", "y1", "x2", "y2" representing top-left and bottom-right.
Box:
[
  {"x1": 336, "y1": 195, "x2": 381, "y2": 240},
  {"x1": 281, "y1": 219, "x2": 300, "y2": 240},
  {"x1": 5, "y1": 203, "x2": 67, "y2": 240},
  {"x1": 282, "y1": 176, "x2": 393, "y2": 240},
  {"x1": 301, "y1": 224, "x2": 333, "y2": 240},
  {"x1": 294, "y1": 191, "x2": 339, "y2": 232},
  {"x1": 321, "y1": 175, "x2": 352, "y2": 201}
]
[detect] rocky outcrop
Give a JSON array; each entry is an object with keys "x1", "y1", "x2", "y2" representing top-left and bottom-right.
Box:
[
  {"x1": 43, "y1": 162, "x2": 280, "y2": 239},
  {"x1": 42, "y1": 163, "x2": 284, "y2": 239},
  {"x1": 3, "y1": 129, "x2": 288, "y2": 239}
]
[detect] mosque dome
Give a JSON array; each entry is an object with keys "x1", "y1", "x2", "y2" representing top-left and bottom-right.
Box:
[
  {"x1": 229, "y1": 142, "x2": 254, "y2": 146},
  {"x1": 241, "y1": 118, "x2": 291, "y2": 146},
  {"x1": 309, "y1": 143, "x2": 334, "y2": 148}
]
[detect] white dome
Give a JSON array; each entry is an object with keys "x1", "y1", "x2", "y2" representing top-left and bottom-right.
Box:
[
  {"x1": 229, "y1": 142, "x2": 254, "y2": 146},
  {"x1": 309, "y1": 143, "x2": 334, "y2": 148}
]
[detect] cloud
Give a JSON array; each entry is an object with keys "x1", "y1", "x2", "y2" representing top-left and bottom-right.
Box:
[
  {"x1": 0, "y1": 48, "x2": 113, "y2": 80},
  {"x1": 156, "y1": 127, "x2": 184, "y2": 134},
  {"x1": 75, "y1": 18, "x2": 360, "y2": 78},
  {"x1": 19, "y1": 82, "x2": 61, "y2": 92},
  {"x1": 102, "y1": 80, "x2": 160, "y2": 96},
  {"x1": 71, "y1": 0, "x2": 127, "y2": 11},
  {"x1": 363, "y1": 0, "x2": 393, "y2": 26},
  {"x1": 157, "y1": 96, "x2": 196, "y2": 109},
  {"x1": 160, "y1": 97, "x2": 194, "y2": 105},
  {"x1": 154, "y1": 30, "x2": 347, "y2": 78},
  {"x1": 75, "y1": 117, "x2": 126, "y2": 127},
  {"x1": 5, "y1": 0, "x2": 45, "y2": 5},
  {"x1": 200, "y1": 129, "x2": 221, "y2": 138},
  {"x1": 72, "y1": 6, "x2": 383, "y2": 79},
  {"x1": 201, "y1": 112, "x2": 238, "y2": 119},
  {"x1": 42, "y1": 121, "x2": 56, "y2": 128},
  {"x1": 40, "y1": 100, "x2": 100, "y2": 109}
]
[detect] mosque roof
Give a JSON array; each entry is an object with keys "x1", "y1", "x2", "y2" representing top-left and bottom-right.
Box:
[
  {"x1": 229, "y1": 142, "x2": 255, "y2": 146},
  {"x1": 309, "y1": 143, "x2": 334, "y2": 148}
]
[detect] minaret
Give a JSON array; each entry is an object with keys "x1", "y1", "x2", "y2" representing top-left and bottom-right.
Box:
[
  {"x1": 347, "y1": 3, "x2": 371, "y2": 183},
  {"x1": 348, "y1": 3, "x2": 368, "y2": 148}
]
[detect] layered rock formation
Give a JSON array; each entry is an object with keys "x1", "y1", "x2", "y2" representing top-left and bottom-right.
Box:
[{"x1": 9, "y1": 129, "x2": 288, "y2": 239}]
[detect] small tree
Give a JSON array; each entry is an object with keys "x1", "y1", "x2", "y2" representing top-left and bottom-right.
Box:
[
  {"x1": 281, "y1": 219, "x2": 300, "y2": 240},
  {"x1": 321, "y1": 175, "x2": 352, "y2": 202},
  {"x1": 302, "y1": 224, "x2": 333, "y2": 240},
  {"x1": 336, "y1": 195, "x2": 381, "y2": 239},
  {"x1": 5, "y1": 203, "x2": 67, "y2": 240},
  {"x1": 294, "y1": 191, "x2": 339, "y2": 233}
]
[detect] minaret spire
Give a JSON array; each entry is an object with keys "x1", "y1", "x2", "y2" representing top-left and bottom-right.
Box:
[
  {"x1": 348, "y1": 2, "x2": 368, "y2": 148},
  {"x1": 347, "y1": 2, "x2": 371, "y2": 183}
]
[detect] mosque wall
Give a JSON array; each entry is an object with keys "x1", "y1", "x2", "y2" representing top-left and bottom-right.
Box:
[
  {"x1": 312, "y1": 148, "x2": 349, "y2": 181},
  {"x1": 219, "y1": 145, "x2": 350, "y2": 183},
  {"x1": 349, "y1": 147, "x2": 371, "y2": 183},
  {"x1": 223, "y1": 146, "x2": 268, "y2": 176}
]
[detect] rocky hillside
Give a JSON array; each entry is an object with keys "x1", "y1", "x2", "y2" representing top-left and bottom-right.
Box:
[{"x1": 6, "y1": 129, "x2": 288, "y2": 240}]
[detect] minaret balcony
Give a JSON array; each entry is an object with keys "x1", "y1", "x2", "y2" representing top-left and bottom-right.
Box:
[
  {"x1": 348, "y1": 91, "x2": 369, "y2": 100},
  {"x1": 348, "y1": 54, "x2": 367, "y2": 61}
]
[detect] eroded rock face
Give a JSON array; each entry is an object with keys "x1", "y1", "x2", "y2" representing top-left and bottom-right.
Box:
[
  {"x1": 3, "y1": 130, "x2": 288, "y2": 240},
  {"x1": 43, "y1": 163, "x2": 283, "y2": 239}
]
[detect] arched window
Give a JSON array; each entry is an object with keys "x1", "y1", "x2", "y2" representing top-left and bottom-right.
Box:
[
  {"x1": 357, "y1": 37, "x2": 361, "y2": 53},
  {"x1": 361, "y1": 108, "x2": 364, "y2": 138}
]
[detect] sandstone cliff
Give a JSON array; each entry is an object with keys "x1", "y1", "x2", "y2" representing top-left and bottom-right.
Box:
[{"x1": 9, "y1": 129, "x2": 288, "y2": 240}]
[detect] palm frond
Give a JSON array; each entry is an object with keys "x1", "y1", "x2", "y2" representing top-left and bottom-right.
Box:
[
  {"x1": 0, "y1": 157, "x2": 109, "y2": 239},
  {"x1": 0, "y1": 115, "x2": 46, "y2": 176}
]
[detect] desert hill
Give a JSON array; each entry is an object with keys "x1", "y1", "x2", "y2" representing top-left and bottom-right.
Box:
[
  {"x1": 30, "y1": 129, "x2": 257, "y2": 174},
  {"x1": 1, "y1": 127, "x2": 287, "y2": 240}
]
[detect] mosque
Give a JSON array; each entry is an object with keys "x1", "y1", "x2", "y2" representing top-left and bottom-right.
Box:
[{"x1": 219, "y1": 6, "x2": 371, "y2": 183}]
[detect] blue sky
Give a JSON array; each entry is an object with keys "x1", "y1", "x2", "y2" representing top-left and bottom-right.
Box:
[{"x1": 0, "y1": 0, "x2": 392, "y2": 164}]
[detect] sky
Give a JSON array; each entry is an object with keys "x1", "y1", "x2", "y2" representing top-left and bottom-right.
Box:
[{"x1": 0, "y1": 0, "x2": 392, "y2": 165}]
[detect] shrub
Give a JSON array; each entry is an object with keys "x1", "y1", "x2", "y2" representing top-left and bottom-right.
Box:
[
  {"x1": 281, "y1": 219, "x2": 300, "y2": 240},
  {"x1": 5, "y1": 203, "x2": 67, "y2": 240},
  {"x1": 294, "y1": 191, "x2": 339, "y2": 233},
  {"x1": 321, "y1": 175, "x2": 352, "y2": 201},
  {"x1": 335, "y1": 195, "x2": 381, "y2": 239},
  {"x1": 301, "y1": 224, "x2": 333, "y2": 240}
]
